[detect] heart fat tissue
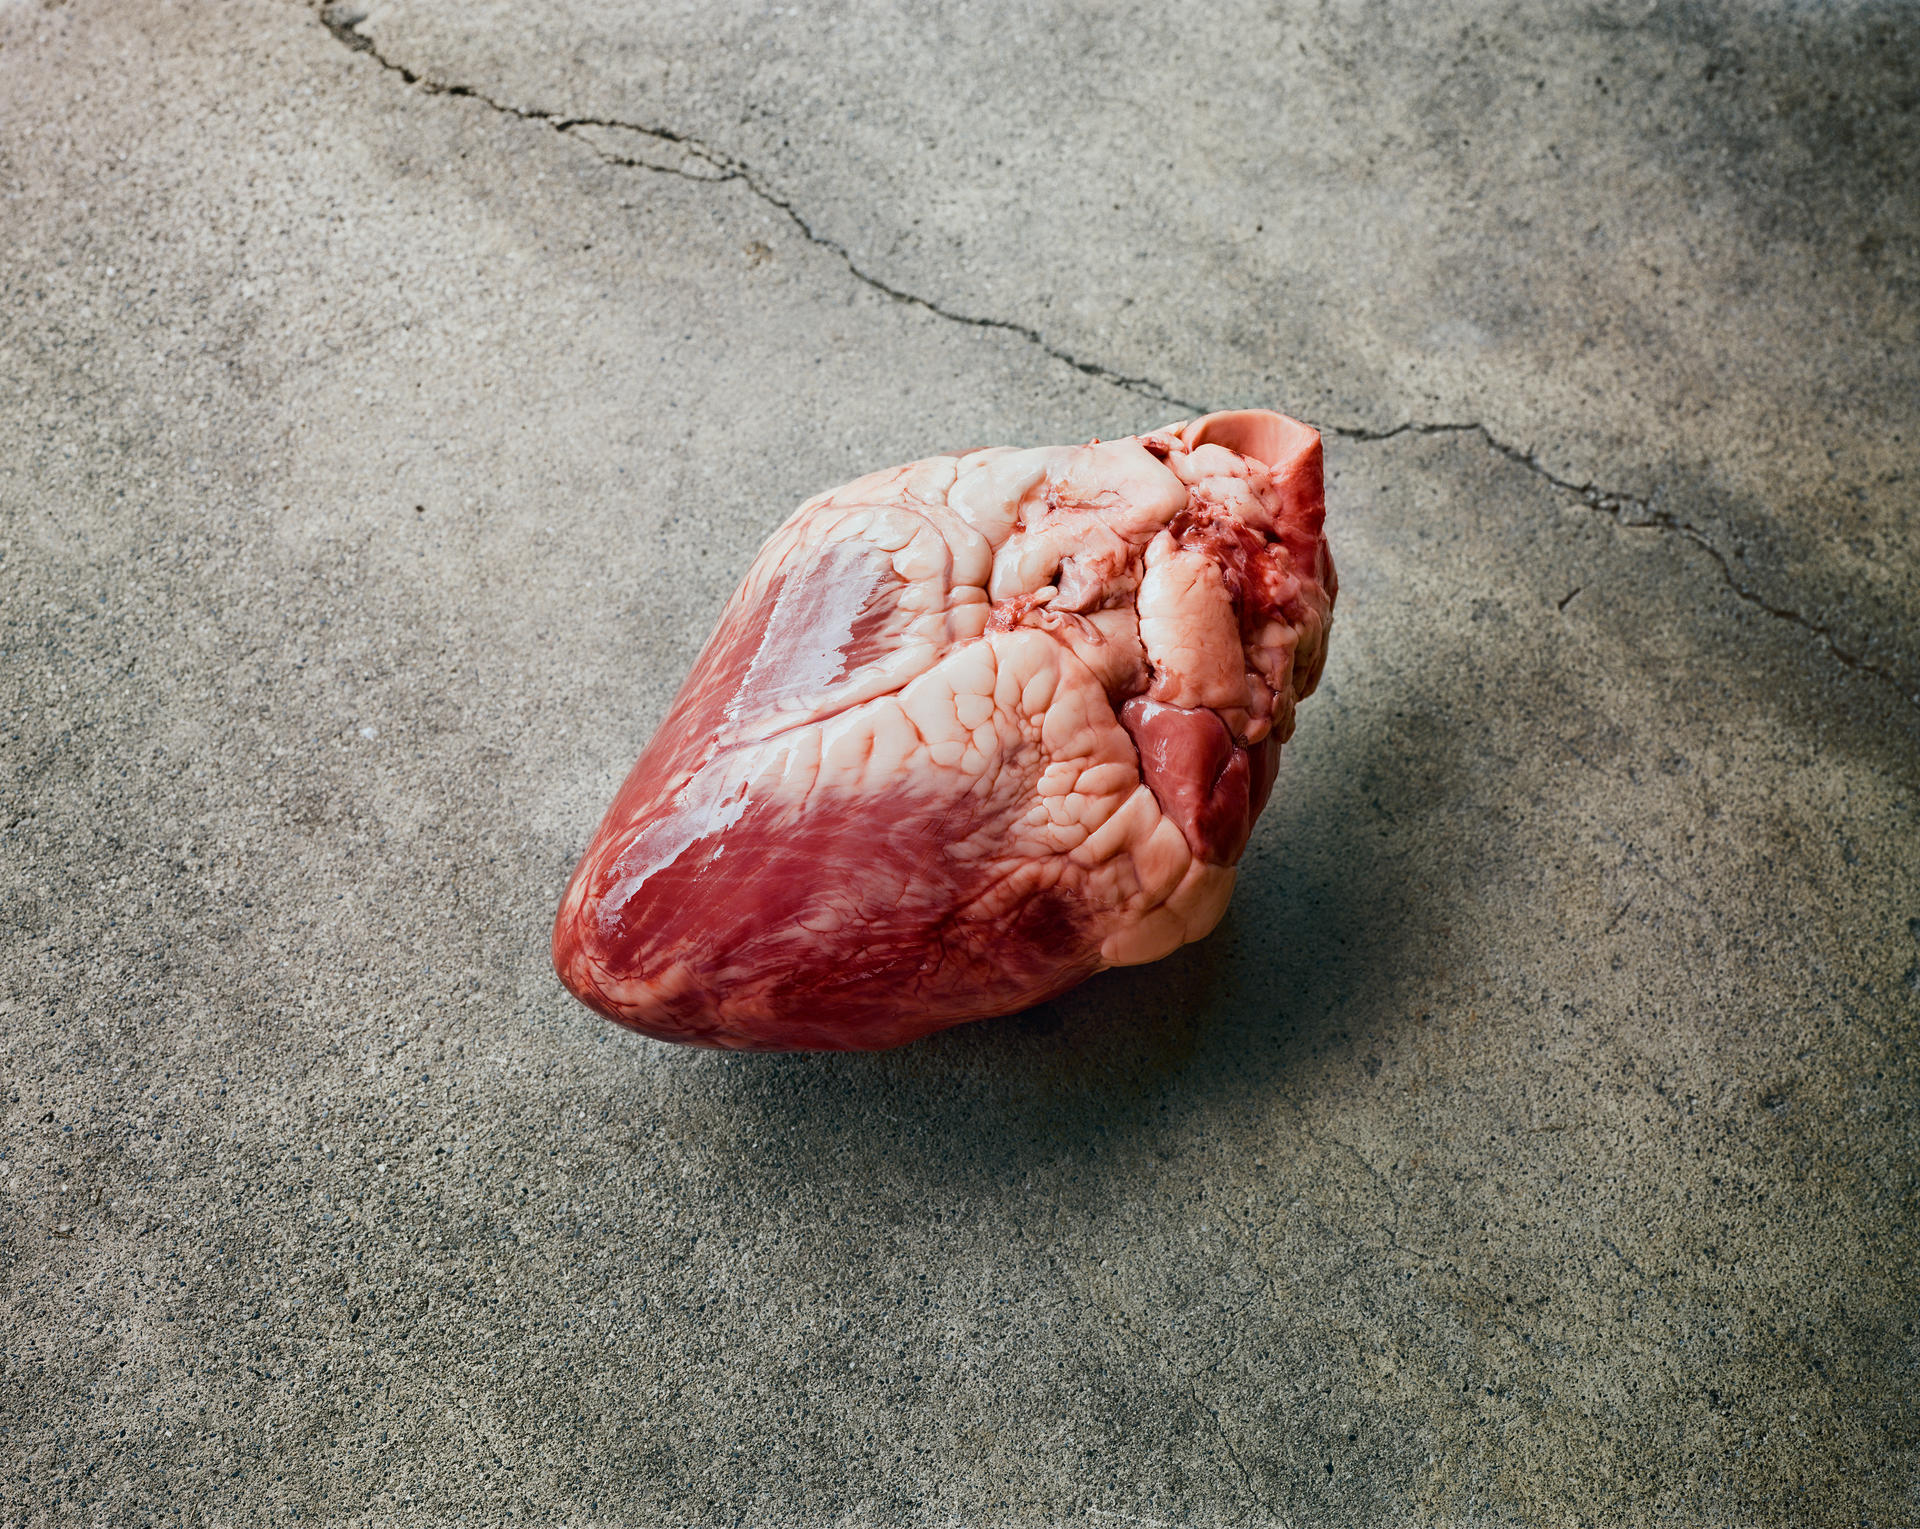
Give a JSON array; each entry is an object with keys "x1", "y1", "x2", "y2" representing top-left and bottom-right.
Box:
[{"x1": 552, "y1": 409, "x2": 1336, "y2": 1051}]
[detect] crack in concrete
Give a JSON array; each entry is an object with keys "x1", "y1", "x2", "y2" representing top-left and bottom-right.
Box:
[
  {"x1": 1092, "y1": 1293, "x2": 1279, "y2": 1520},
  {"x1": 1299, "y1": 1126, "x2": 1442, "y2": 1268},
  {"x1": 317, "y1": 7, "x2": 1201, "y2": 410},
  {"x1": 1183, "y1": 1378, "x2": 1278, "y2": 1522},
  {"x1": 317, "y1": 8, "x2": 1916, "y2": 720},
  {"x1": 1041, "y1": 1211, "x2": 1279, "y2": 1519},
  {"x1": 1328, "y1": 421, "x2": 1920, "y2": 716}
]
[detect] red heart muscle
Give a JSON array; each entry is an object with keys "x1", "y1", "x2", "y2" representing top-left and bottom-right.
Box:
[{"x1": 552, "y1": 410, "x2": 1335, "y2": 1050}]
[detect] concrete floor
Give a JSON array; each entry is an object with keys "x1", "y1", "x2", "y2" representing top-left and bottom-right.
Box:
[{"x1": 3, "y1": 0, "x2": 1915, "y2": 1522}]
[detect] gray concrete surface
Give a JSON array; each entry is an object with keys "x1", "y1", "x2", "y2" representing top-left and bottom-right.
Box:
[{"x1": 2, "y1": 0, "x2": 1914, "y2": 1522}]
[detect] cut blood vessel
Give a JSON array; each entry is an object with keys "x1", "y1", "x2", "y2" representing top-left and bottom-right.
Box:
[{"x1": 552, "y1": 409, "x2": 1335, "y2": 1050}]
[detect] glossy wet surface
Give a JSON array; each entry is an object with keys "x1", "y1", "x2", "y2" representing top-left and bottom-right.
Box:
[{"x1": 553, "y1": 418, "x2": 1330, "y2": 1047}]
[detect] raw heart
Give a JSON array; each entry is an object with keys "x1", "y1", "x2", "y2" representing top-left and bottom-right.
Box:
[{"x1": 552, "y1": 409, "x2": 1335, "y2": 1050}]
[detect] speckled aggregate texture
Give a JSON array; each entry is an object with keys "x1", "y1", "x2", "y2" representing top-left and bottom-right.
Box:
[{"x1": 2, "y1": 0, "x2": 1916, "y2": 1523}]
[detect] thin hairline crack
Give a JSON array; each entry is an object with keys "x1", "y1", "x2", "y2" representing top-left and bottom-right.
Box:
[
  {"x1": 317, "y1": 8, "x2": 1917, "y2": 720},
  {"x1": 318, "y1": 6, "x2": 1196, "y2": 410},
  {"x1": 1348, "y1": 422, "x2": 1920, "y2": 714}
]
